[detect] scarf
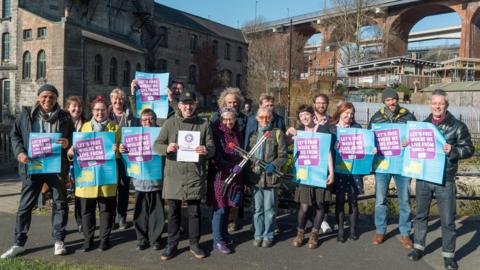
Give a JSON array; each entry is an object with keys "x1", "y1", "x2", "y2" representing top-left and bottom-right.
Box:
[
  {"x1": 32, "y1": 102, "x2": 61, "y2": 132},
  {"x1": 432, "y1": 113, "x2": 446, "y2": 126},
  {"x1": 254, "y1": 122, "x2": 273, "y2": 160},
  {"x1": 91, "y1": 117, "x2": 109, "y2": 132},
  {"x1": 383, "y1": 105, "x2": 400, "y2": 122}
]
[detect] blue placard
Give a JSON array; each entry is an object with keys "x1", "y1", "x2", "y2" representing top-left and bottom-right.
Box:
[
  {"x1": 121, "y1": 127, "x2": 162, "y2": 180},
  {"x1": 293, "y1": 131, "x2": 332, "y2": 188},
  {"x1": 27, "y1": 133, "x2": 62, "y2": 174},
  {"x1": 73, "y1": 132, "x2": 117, "y2": 187},
  {"x1": 135, "y1": 72, "x2": 170, "y2": 119},
  {"x1": 371, "y1": 123, "x2": 406, "y2": 175},
  {"x1": 401, "y1": 121, "x2": 446, "y2": 184},
  {"x1": 334, "y1": 127, "x2": 375, "y2": 175}
]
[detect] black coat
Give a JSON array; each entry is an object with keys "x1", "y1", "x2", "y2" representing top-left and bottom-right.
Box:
[
  {"x1": 424, "y1": 111, "x2": 475, "y2": 181},
  {"x1": 367, "y1": 106, "x2": 416, "y2": 129},
  {"x1": 10, "y1": 106, "x2": 74, "y2": 178}
]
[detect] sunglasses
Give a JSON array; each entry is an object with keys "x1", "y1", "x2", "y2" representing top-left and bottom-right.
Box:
[{"x1": 258, "y1": 116, "x2": 271, "y2": 120}]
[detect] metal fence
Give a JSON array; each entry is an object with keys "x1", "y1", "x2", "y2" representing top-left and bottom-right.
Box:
[{"x1": 0, "y1": 125, "x2": 15, "y2": 172}]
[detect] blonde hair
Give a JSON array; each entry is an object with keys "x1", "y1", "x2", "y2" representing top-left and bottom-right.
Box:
[
  {"x1": 217, "y1": 87, "x2": 244, "y2": 109},
  {"x1": 110, "y1": 88, "x2": 126, "y2": 100},
  {"x1": 258, "y1": 93, "x2": 275, "y2": 105}
]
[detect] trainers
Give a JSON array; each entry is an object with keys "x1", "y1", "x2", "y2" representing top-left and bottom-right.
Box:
[
  {"x1": 253, "y1": 239, "x2": 262, "y2": 247},
  {"x1": 321, "y1": 221, "x2": 332, "y2": 233},
  {"x1": 54, "y1": 241, "x2": 67, "y2": 255},
  {"x1": 1, "y1": 245, "x2": 25, "y2": 259},
  {"x1": 190, "y1": 243, "x2": 206, "y2": 259},
  {"x1": 408, "y1": 248, "x2": 424, "y2": 261},
  {"x1": 160, "y1": 244, "x2": 177, "y2": 261},
  {"x1": 262, "y1": 239, "x2": 273, "y2": 248},
  {"x1": 119, "y1": 217, "x2": 128, "y2": 230},
  {"x1": 213, "y1": 242, "x2": 231, "y2": 254},
  {"x1": 444, "y1": 257, "x2": 458, "y2": 270}
]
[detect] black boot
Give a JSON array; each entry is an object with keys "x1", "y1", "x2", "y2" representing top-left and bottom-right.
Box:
[
  {"x1": 190, "y1": 242, "x2": 206, "y2": 259},
  {"x1": 408, "y1": 248, "x2": 424, "y2": 261},
  {"x1": 336, "y1": 212, "x2": 345, "y2": 243},
  {"x1": 349, "y1": 213, "x2": 358, "y2": 240},
  {"x1": 98, "y1": 239, "x2": 111, "y2": 252},
  {"x1": 160, "y1": 244, "x2": 177, "y2": 261},
  {"x1": 82, "y1": 239, "x2": 94, "y2": 252},
  {"x1": 444, "y1": 258, "x2": 458, "y2": 270}
]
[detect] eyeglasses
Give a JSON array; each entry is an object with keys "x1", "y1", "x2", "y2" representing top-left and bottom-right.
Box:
[
  {"x1": 258, "y1": 116, "x2": 271, "y2": 120},
  {"x1": 141, "y1": 118, "x2": 155, "y2": 122}
]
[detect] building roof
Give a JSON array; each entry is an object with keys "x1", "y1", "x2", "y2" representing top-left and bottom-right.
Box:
[
  {"x1": 343, "y1": 56, "x2": 439, "y2": 71},
  {"x1": 421, "y1": 81, "x2": 480, "y2": 92},
  {"x1": 154, "y1": 3, "x2": 246, "y2": 44}
]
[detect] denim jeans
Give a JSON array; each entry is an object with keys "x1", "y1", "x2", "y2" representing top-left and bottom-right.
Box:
[
  {"x1": 374, "y1": 173, "x2": 412, "y2": 236},
  {"x1": 413, "y1": 180, "x2": 456, "y2": 258},
  {"x1": 15, "y1": 174, "x2": 68, "y2": 246},
  {"x1": 253, "y1": 187, "x2": 276, "y2": 241},
  {"x1": 212, "y1": 206, "x2": 230, "y2": 245}
]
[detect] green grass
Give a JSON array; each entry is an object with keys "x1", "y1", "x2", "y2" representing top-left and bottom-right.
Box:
[{"x1": 0, "y1": 258, "x2": 130, "y2": 270}]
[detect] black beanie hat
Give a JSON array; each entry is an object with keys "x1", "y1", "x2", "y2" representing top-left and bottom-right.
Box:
[
  {"x1": 382, "y1": 88, "x2": 398, "y2": 102},
  {"x1": 37, "y1": 84, "x2": 59, "y2": 97}
]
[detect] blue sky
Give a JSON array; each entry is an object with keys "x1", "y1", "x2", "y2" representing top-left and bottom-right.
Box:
[{"x1": 156, "y1": 1, "x2": 460, "y2": 47}]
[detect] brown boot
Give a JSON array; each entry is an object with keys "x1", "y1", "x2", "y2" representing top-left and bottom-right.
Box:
[
  {"x1": 291, "y1": 229, "x2": 305, "y2": 247},
  {"x1": 308, "y1": 229, "x2": 319, "y2": 249}
]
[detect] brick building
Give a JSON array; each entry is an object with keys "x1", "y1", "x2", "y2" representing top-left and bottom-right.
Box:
[{"x1": 0, "y1": 0, "x2": 247, "y2": 120}]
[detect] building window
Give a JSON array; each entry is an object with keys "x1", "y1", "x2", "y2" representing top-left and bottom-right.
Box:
[
  {"x1": 2, "y1": 0, "x2": 10, "y2": 18},
  {"x1": 236, "y1": 46, "x2": 242, "y2": 62},
  {"x1": 37, "y1": 50, "x2": 46, "y2": 79},
  {"x1": 23, "y1": 29, "x2": 32, "y2": 40},
  {"x1": 212, "y1": 40, "x2": 218, "y2": 57},
  {"x1": 236, "y1": 74, "x2": 242, "y2": 88},
  {"x1": 224, "y1": 43, "x2": 231, "y2": 60},
  {"x1": 157, "y1": 59, "x2": 167, "y2": 73},
  {"x1": 328, "y1": 57, "x2": 334, "y2": 66},
  {"x1": 158, "y1": 26, "x2": 168, "y2": 47},
  {"x1": 188, "y1": 65, "x2": 197, "y2": 84},
  {"x1": 109, "y1": 57, "x2": 117, "y2": 85},
  {"x1": 136, "y1": 63, "x2": 142, "y2": 72},
  {"x1": 3, "y1": 80, "x2": 10, "y2": 105},
  {"x1": 1, "y1": 32, "x2": 9, "y2": 61},
  {"x1": 94, "y1": 54, "x2": 103, "y2": 84},
  {"x1": 22, "y1": 51, "x2": 31, "y2": 79},
  {"x1": 37, "y1": 27, "x2": 47, "y2": 38},
  {"x1": 190, "y1": 34, "x2": 198, "y2": 53},
  {"x1": 123, "y1": 60, "x2": 130, "y2": 86},
  {"x1": 221, "y1": 69, "x2": 232, "y2": 86}
]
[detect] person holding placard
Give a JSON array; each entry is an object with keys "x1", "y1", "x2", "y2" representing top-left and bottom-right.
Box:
[
  {"x1": 329, "y1": 102, "x2": 363, "y2": 243},
  {"x1": 208, "y1": 107, "x2": 244, "y2": 254},
  {"x1": 246, "y1": 107, "x2": 287, "y2": 248},
  {"x1": 154, "y1": 90, "x2": 215, "y2": 260},
  {"x1": 65, "y1": 96, "x2": 87, "y2": 234},
  {"x1": 286, "y1": 105, "x2": 334, "y2": 249},
  {"x1": 119, "y1": 109, "x2": 165, "y2": 251},
  {"x1": 2, "y1": 84, "x2": 74, "y2": 259},
  {"x1": 368, "y1": 88, "x2": 416, "y2": 249},
  {"x1": 68, "y1": 96, "x2": 121, "y2": 252},
  {"x1": 407, "y1": 90, "x2": 474, "y2": 270}
]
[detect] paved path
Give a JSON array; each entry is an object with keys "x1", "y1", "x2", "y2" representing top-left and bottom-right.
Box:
[{"x1": 0, "y1": 173, "x2": 479, "y2": 270}]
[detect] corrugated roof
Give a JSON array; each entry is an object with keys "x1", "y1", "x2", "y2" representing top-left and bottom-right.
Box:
[
  {"x1": 154, "y1": 3, "x2": 246, "y2": 44},
  {"x1": 421, "y1": 81, "x2": 480, "y2": 92}
]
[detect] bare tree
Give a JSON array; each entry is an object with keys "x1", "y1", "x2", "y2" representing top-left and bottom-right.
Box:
[{"x1": 193, "y1": 41, "x2": 220, "y2": 107}]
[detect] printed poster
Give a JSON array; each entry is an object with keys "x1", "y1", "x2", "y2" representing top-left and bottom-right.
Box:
[
  {"x1": 73, "y1": 132, "x2": 117, "y2": 187},
  {"x1": 177, "y1": 130, "x2": 200, "y2": 162},
  {"x1": 122, "y1": 127, "x2": 162, "y2": 180},
  {"x1": 293, "y1": 131, "x2": 332, "y2": 188},
  {"x1": 371, "y1": 123, "x2": 406, "y2": 174},
  {"x1": 27, "y1": 133, "x2": 62, "y2": 174},
  {"x1": 401, "y1": 121, "x2": 446, "y2": 184},
  {"x1": 135, "y1": 72, "x2": 170, "y2": 119},
  {"x1": 334, "y1": 127, "x2": 375, "y2": 175}
]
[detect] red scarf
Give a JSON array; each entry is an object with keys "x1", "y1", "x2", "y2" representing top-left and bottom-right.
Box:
[{"x1": 432, "y1": 113, "x2": 446, "y2": 126}]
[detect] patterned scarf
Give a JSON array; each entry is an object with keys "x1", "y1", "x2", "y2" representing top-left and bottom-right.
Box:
[
  {"x1": 254, "y1": 122, "x2": 273, "y2": 160},
  {"x1": 32, "y1": 102, "x2": 61, "y2": 132},
  {"x1": 90, "y1": 117, "x2": 109, "y2": 132}
]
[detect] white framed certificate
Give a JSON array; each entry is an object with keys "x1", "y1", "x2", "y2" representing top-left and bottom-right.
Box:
[{"x1": 177, "y1": 130, "x2": 200, "y2": 162}]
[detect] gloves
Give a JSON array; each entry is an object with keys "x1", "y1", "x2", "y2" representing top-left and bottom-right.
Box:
[
  {"x1": 231, "y1": 164, "x2": 242, "y2": 174},
  {"x1": 264, "y1": 163, "x2": 276, "y2": 174}
]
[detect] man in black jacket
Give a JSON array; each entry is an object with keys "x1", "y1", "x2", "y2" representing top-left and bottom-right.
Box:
[
  {"x1": 407, "y1": 90, "x2": 474, "y2": 270},
  {"x1": 369, "y1": 88, "x2": 416, "y2": 249},
  {"x1": 1, "y1": 84, "x2": 74, "y2": 259}
]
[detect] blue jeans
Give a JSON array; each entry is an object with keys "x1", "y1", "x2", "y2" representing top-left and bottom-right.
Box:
[
  {"x1": 212, "y1": 206, "x2": 230, "y2": 245},
  {"x1": 413, "y1": 180, "x2": 456, "y2": 258},
  {"x1": 253, "y1": 187, "x2": 276, "y2": 241},
  {"x1": 374, "y1": 173, "x2": 412, "y2": 236}
]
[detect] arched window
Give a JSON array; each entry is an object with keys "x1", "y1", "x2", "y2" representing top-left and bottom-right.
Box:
[
  {"x1": 224, "y1": 43, "x2": 231, "y2": 60},
  {"x1": 212, "y1": 40, "x2": 218, "y2": 57},
  {"x1": 136, "y1": 63, "x2": 142, "y2": 72},
  {"x1": 188, "y1": 65, "x2": 197, "y2": 84},
  {"x1": 159, "y1": 26, "x2": 168, "y2": 47},
  {"x1": 1, "y1": 32, "x2": 9, "y2": 61},
  {"x1": 94, "y1": 54, "x2": 103, "y2": 83},
  {"x1": 236, "y1": 46, "x2": 243, "y2": 62},
  {"x1": 157, "y1": 59, "x2": 167, "y2": 73},
  {"x1": 22, "y1": 51, "x2": 31, "y2": 79},
  {"x1": 236, "y1": 74, "x2": 242, "y2": 88},
  {"x1": 109, "y1": 57, "x2": 117, "y2": 85},
  {"x1": 2, "y1": 0, "x2": 10, "y2": 18},
  {"x1": 190, "y1": 34, "x2": 198, "y2": 53},
  {"x1": 37, "y1": 50, "x2": 46, "y2": 79},
  {"x1": 123, "y1": 60, "x2": 131, "y2": 86}
]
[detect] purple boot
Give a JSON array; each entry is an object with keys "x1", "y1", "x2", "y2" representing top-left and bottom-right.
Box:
[{"x1": 213, "y1": 242, "x2": 232, "y2": 254}]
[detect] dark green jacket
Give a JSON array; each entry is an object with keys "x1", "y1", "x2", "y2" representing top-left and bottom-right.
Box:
[
  {"x1": 367, "y1": 106, "x2": 416, "y2": 129},
  {"x1": 154, "y1": 112, "x2": 215, "y2": 200}
]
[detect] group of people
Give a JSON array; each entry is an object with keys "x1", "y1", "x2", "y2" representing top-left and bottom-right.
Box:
[{"x1": 0, "y1": 81, "x2": 474, "y2": 270}]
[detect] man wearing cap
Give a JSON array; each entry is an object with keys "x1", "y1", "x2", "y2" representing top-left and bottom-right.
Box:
[
  {"x1": 368, "y1": 87, "x2": 416, "y2": 249},
  {"x1": 154, "y1": 90, "x2": 215, "y2": 260},
  {"x1": 1, "y1": 84, "x2": 74, "y2": 259}
]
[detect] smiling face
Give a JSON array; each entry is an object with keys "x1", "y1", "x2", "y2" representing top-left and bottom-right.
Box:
[
  {"x1": 430, "y1": 94, "x2": 448, "y2": 119},
  {"x1": 171, "y1": 82, "x2": 184, "y2": 100},
  {"x1": 178, "y1": 100, "x2": 197, "y2": 118},
  {"x1": 260, "y1": 98, "x2": 274, "y2": 111},
  {"x1": 37, "y1": 91, "x2": 57, "y2": 112},
  {"x1": 314, "y1": 96, "x2": 328, "y2": 115},
  {"x1": 140, "y1": 113, "x2": 155, "y2": 127},
  {"x1": 299, "y1": 111, "x2": 314, "y2": 127},
  {"x1": 110, "y1": 93, "x2": 125, "y2": 111},
  {"x1": 92, "y1": 102, "x2": 108, "y2": 122},
  {"x1": 339, "y1": 108, "x2": 354, "y2": 126},
  {"x1": 384, "y1": 97, "x2": 398, "y2": 111},
  {"x1": 225, "y1": 93, "x2": 239, "y2": 109},
  {"x1": 256, "y1": 109, "x2": 272, "y2": 128},
  {"x1": 221, "y1": 112, "x2": 236, "y2": 130},
  {"x1": 67, "y1": 101, "x2": 82, "y2": 120}
]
